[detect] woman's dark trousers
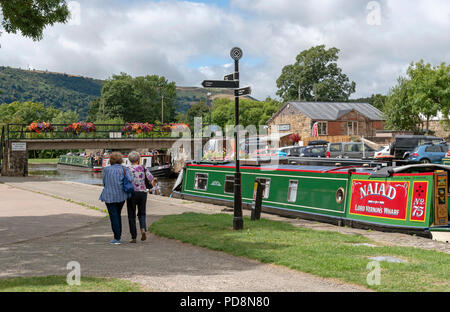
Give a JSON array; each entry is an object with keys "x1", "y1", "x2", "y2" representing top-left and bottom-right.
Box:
[
  {"x1": 126, "y1": 192, "x2": 148, "y2": 239},
  {"x1": 106, "y1": 201, "x2": 125, "y2": 240}
]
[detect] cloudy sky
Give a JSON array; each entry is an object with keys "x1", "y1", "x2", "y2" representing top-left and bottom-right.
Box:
[{"x1": 1, "y1": 0, "x2": 449, "y2": 100}]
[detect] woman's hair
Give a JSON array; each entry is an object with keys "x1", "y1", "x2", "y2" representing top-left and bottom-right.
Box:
[
  {"x1": 109, "y1": 152, "x2": 123, "y2": 165},
  {"x1": 128, "y1": 151, "x2": 140, "y2": 164}
]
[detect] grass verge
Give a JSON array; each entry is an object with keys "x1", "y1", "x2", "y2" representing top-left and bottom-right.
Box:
[
  {"x1": 0, "y1": 276, "x2": 145, "y2": 292},
  {"x1": 150, "y1": 213, "x2": 450, "y2": 292}
]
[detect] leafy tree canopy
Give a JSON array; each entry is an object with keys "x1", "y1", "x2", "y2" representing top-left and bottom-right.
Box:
[
  {"x1": 90, "y1": 73, "x2": 177, "y2": 123},
  {"x1": 384, "y1": 61, "x2": 450, "y2": 133},
  {"x1": 276, "y1": 45, "x2": 356, "y2": 102},
  {"x1": 211, "y1": 97, "x2": 283, "y2": 130},
  {"x1": 0, "y1": 100, "x2": 76, "y2": 124},
  {"x1": 0, "y1": 0, "x2": 70, "y2": 41}
]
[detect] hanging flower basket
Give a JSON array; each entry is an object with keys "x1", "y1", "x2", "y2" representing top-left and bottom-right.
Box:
[
  {"x1": 161, "y1": 123, "x2": 190, "y2": 132},
  {"x1": 64, "y1": 122, "x2": 96, "y2": 136},
  {"x1": 122, "y1": 123, "x2": 154, "y2": 135},
  {"x1": 28, "y1": 122, "x2": 54, "y2": 134}
]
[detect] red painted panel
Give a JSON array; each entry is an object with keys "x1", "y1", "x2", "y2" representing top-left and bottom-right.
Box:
[
  {"x1": 350, "y1": 180, "x2": 409, "y2": 220},
  {"x1": 410, "y1": 182, "x2": 428, "y2": 222}
]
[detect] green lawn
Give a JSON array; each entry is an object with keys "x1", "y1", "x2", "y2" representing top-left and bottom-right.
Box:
[
  {"x1": 28, "y1": 158, "x2": 59, "y2": 164},
  {"x1": 150, "y1": 213, "x2": 450, "y2": 292},
  {"x1": 0, "y1": 276, "x2": 145, "y2": 292}
]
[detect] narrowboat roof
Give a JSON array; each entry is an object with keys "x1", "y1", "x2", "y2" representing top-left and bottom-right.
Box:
[{"x1": 187, "y1": 161, "x2": 450, "y2": 177}]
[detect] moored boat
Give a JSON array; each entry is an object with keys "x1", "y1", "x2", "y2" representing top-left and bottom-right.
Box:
[
  {"x1": 58, "y1": 154, "x2": 103, "y2": 172},
  {"x1": 102, "y1": 151, "x2": 172, "y2": 177},
  {"x1": 172, "y1": 160, "x2": 450, "y2": 241}
]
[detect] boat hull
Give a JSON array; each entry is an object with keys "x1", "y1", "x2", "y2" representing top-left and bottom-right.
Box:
[
  {"x1": 58, "y1": 155, "x2": 99, "y2": 172},
  {"x1": 176, "y1": 162, "x2": 450, "y2": 237}
]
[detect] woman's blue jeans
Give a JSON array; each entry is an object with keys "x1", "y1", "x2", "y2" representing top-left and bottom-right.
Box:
[{"x1": 106, "y1": 201, "x2": 125, "y2": 240}]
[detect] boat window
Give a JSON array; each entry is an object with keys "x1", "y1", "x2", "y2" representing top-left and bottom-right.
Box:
[
  {"x1": 336, "y1": 187, "x2": 345, "y2": 204},
  {"x1": 224, "y1": 175, "x2": 234, "y2": 194},
  {"x1": 288, "y1": 180, "x2": 298, "y2": 203},
  {"x1": 257, "y1": 178, "x2": 271, "y2": 199},
  {"x1": 194, "y1": 173, "x2": 208, "y2": 191}
]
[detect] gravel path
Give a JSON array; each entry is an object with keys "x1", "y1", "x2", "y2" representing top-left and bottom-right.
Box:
[{"x1": 0, "y1": 178, "x2": 370, "y2": 292}]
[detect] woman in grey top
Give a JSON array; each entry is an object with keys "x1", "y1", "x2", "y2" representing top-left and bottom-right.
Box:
[{"x1": 126, "y1": 151, "x2": 154, "y2": 243}]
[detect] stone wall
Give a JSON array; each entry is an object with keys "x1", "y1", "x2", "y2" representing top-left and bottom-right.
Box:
[
  {"x1": 1, "y1": 143, "x2": 28, "y2": 176},
  {"x1": 428, "y1": 120, "x2": 450, "y2": 139},
  {"x1": 267, "y1": 104, "x2": 312, "y2": 138}
]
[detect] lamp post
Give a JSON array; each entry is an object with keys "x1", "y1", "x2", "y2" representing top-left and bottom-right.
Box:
[{"x1": 231, "y1": 47, "x2": 243, "y2": 231}]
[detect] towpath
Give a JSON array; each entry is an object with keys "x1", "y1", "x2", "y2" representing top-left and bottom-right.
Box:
[{"x1": 0, "y1": 177, "x2": 373, "y2": 292}]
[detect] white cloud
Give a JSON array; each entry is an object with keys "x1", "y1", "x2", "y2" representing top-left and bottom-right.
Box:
[{"x1": 0, "y1": 0, "x2": 449, "y2": 101}]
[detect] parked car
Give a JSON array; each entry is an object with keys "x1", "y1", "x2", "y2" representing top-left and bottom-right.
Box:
[
  {"x1": 299, "y1": 145, "x2": 327, "y2": 157},
  {"x1": 279, "y1": 146, "x2": 302, "y2": 157},
  {"x1": 374, "y1": 145, "x2": 391, "y2": 159},
  {"x1": 253, "y1": 148, "x2": 287, "y2": 157},
  {"x1": 408, "y1": 143, "x2": 449, "y2": 164},
  {"x1": 326, "y1": 142, "x2": 376, "y2": 159},
  {"x1": 390, "y1": 135, "x2": 444, "y2": 159},
  {"x1": 307, "y1": 140, "x2": 329, "y2": 146}
]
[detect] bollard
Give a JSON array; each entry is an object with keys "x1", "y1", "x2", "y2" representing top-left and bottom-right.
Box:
[{"x1": 251, "y1": 179, "x2": 264, "y2": 220}]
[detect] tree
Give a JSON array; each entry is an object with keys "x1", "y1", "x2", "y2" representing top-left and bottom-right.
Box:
[
  {"x1": 0, "y1": 0, "x2": 70, "y2": 41},
  {"x1": 384, "y1": 78, "x2": 422, "y2": 133},
  {"x1": 384, "y1": 61, "x2": 450, "y2": 133},
  {"x1": 92, "y1": 73, "x2": 177, "y2": 123},
  {"x1": 51, "y1": 109, "x2": 79, "y2": 124},
  {"x1": 276, "y1": 45, "x2": 356, "y2": 102},
  {"x1": 406, "y1": 61, "x2": 450, "y2": 132},
  {"x1": 186, "y1": 101, "x2": 210, "y2": 126},
  {"x1": 211, "y1": 98, "x2": 283, "y2": 130},
  {"x1": 0, "y1": 101, "x2": 59, "y2": 124},
  {"x1": 349, "y1": 94, "x2": 387, "y2": 111}
]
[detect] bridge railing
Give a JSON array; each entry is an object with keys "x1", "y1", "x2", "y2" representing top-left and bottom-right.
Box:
[{"x1": 5, "y1": 123, "x2": 185, "y2": 140}]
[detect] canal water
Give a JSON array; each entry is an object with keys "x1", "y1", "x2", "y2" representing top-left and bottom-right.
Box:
[{"x1": 28, "y1": 164, "x2": 177, "y2": 197}]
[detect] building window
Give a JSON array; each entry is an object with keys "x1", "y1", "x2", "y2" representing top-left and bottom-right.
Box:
[
  {"x1": 347, "y1": 122, "x2": 358, "y2": 135},
  {"x1": 288, "y1": 180, "x2": 298, "y2": 203},
  {"x1": 194, "y1": 173, "x2": 208, "y2": 190},
  {"x1": 257, "y1": 178, "x2": 271, "y2": 199},
  {"x1": 224, "y1": 175, "x2": 234, "y2": 194},
  {"x1": 318, "y1": 121, "x2": 328, "y2": 135}
]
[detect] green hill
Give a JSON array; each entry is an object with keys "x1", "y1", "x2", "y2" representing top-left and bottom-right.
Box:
[
  {"x1": 0, "y1": 66, "x2": 103, "y2": 118},
  {"x1": 0, "y1": 66, "x2": 258, "y2": 120},
  {"x1": 175, "y1": 86, "x2": 258, "y2": 112}
]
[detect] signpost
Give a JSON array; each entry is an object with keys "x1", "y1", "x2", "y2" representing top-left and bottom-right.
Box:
[
  {"x1": 224, "y1": 73, "x2": 235, "y2": 81},
  {"x1": 235, "y1": 86, "x2": 251, "y2": 97},
  {"x1": 201, "y1": 80, "x2": 238, "y2": 88},
  {"x1": 201, "y1": 47, "x2": 251, "y2": 231}
]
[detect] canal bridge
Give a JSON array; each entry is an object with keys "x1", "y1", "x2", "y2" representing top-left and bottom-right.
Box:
[{"x1": 0, "y1": 123, "x2": 205, "y2": 176}]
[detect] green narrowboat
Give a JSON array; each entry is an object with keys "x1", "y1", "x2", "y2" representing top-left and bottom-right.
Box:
[
  {"x1": 58, "y1": 154, "x2": 103, "y2": 172},
  {"x1": 172, "y1": 161, "x2": 450, "y2": 242}
]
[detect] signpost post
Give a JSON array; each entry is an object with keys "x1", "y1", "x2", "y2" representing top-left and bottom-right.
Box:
[{"x1": 201, "y1": 47, "x2": 250, "y2": 231}]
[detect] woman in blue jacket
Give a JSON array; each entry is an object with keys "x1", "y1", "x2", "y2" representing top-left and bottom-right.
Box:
[{"x1": 99, "y1": 152, "x2": 133, "y2": 245}]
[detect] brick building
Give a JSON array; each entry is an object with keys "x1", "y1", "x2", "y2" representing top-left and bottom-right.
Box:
[{"x1": 266, "y1": 102, "x2": 385, "y2": 140}]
